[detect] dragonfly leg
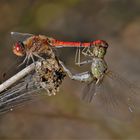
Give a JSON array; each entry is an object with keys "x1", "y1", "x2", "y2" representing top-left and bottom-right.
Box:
[
  {"x1": 26, "y1": 53, "x2": 32, "y2": 66},
  {"x1": 82, "y1": 47, "x2": 94, "y2": 57},
  {"x1": 75, "y1": 59, "x2": 93, "y2": 66},
  {"x1": 33, "y1": 53, "x2": 45, "y2": 60},
  {"x1": 30, "y1": 54, "x2": 35, "y2": 63},
  {"x1": 59, "y1": 60, "x2": 93, "y2": 82},
  {"x1": 95, "y1": 74, "x2": 104, "y2": 85},
  {"x1": 74, "y1": 47, "x2": 93, "y2": 66},
  {"x1": 75, "y1": 47, "x2": 81, "y2": 66},
  {"x1": 17, "y1": 55, "x2": 28, "y2": 67}
]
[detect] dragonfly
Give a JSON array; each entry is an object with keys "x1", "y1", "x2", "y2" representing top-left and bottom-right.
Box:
[
  {"x1": 11, "y1": 32, "x2": 106, "y2": 65},
  {"x1": 59, "y1": 40, "x2": 140, "y2": 119}
]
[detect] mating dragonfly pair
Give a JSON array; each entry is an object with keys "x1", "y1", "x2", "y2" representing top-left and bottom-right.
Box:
[{"x1": 0, "y1": 32, "x2": 138, "y2": 117}]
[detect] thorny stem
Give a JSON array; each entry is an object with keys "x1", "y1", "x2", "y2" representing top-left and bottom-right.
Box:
[{"x1": 0, "y1": 62, "x2": 39, "y2": 93}]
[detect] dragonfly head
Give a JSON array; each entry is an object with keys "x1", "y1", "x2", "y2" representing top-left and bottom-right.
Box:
[
  {"x1": 93, "y1": 40, "x2": 108, "y2": 58},
  {"x1": 13, "y1": 41, "x2": 26, "y2": 56}
]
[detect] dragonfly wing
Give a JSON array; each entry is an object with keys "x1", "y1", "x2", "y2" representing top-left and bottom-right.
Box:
[
  {"x1": 93, "y1": 71, "x2": 139, "y2": 120},
  {"x1": 82, "y1": 80, "x2": 96, "y2": 103},
  {"x1": 11, "y1": 32, "x2": 33, "y2": 42},
  {"x1": 0, "y1": 72, "x2": 43, "y2": 114}
]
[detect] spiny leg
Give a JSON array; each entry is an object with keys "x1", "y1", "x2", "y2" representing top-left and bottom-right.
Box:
[
  {"x1": 95, "y1": 74, "x2": 104, "y2": 85},
  {"x1": 33, "y1": 53, "x2": 45, "y2": 60},
  {"x1": 82, "y1": 47, "x2": 94, "y2": 57},
  {"x1": 75, "y1": 59, "x2": 93, "y2": 66},
  {"x1": 26, "y1": 53, "x2": 32, "y2": 66},
  {"x1": 30, "y1": 54, "x2": 35, "y2": 64},
  {"x1": 74, "y1": 47, "x2": 94, "y2": 66},
  {"x1": 17, "y1": 54, "x2": 28, "y2": 67},
  {"x1": 75, "y1": 47, "x2": 93, "y2": 66}
]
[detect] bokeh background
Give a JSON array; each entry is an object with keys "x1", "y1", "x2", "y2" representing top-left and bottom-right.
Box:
[{"x1": 0, "y1": 0, "x2": 140, "y2": 139}]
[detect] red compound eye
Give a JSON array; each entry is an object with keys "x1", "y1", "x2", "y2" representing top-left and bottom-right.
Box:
[
  {"x1": 13, "y1": 41, "x2": 25, "y2": 56},
  {"x1": 15, "y1": 43, "x2": 21, "y2": 51}
]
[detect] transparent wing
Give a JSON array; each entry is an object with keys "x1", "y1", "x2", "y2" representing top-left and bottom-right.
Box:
[
  {"x1": 0, "y1": 72, "x2": 44, "y2": 114},
  {"x1": 82, "y1": 81, "x2": 96, "y2": 102},
  {"x1": 81, "y1": 70, "x2": 140, "y2": 120},
  {"x1": 11, "y1": 32, "x2": 33, "y2": 42},
  {"x1": 92, "y1": 70, "x2": 140, "y2": 120}
]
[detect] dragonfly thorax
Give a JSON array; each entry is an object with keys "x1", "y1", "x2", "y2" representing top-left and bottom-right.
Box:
[{"x1": 91, "y1": 58, "x2": 107, "y2": 80}]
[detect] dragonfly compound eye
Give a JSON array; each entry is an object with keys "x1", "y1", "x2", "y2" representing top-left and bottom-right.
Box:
[
  {"x1": 93, "y1": 40, "x2": 108, "y2": 48},
  {"x1": 100, "y1": 40, "x2": 108, "y2": 48},
  {"x1": 13, "y1": 41, "x2": 25, "y2": 56}
]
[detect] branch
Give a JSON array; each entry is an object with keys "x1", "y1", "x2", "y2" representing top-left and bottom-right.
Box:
[{"x1": 0, "y1": 63, "x2": 37, "y2": 93}]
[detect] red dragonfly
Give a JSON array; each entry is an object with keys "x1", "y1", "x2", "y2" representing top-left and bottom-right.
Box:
[{"x1": 11, "y1": 32, "x2": 108, "y2": 65}]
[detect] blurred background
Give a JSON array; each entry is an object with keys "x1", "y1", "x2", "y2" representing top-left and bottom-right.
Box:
[{"x1": 0, "y1": 0, "x2": 140, "y2": 139}]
